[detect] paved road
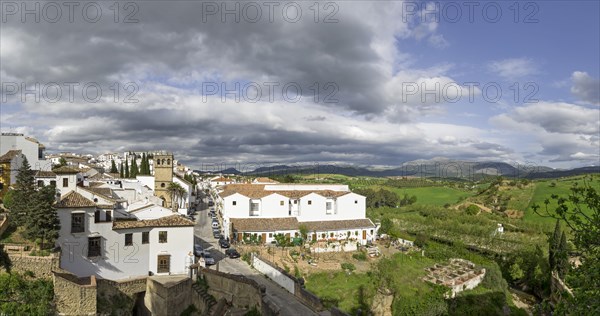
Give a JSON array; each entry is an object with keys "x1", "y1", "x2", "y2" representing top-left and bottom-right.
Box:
[{"x1": 192, "y1": 200, "x2": 319, "y2": 316}]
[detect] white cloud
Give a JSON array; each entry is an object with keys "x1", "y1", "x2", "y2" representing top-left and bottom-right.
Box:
[
  {"x1": 488, "y1": 58, "x2": 538, "y2": 79},
  {"x1": 571, "y1": 71, "x2": 600, "y2": 105}
]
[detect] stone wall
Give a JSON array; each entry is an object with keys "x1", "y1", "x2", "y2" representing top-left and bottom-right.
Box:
[
  {"x1": 252, "y1": 254, "x2": 332, "y2": 313},
  {"x1": 96, "y1": 277, "x2": 148, "y2": 315},
  {"x1": 144, "y1": 276, "x2": 192, "y2": 316},
  {"x1": 199, "y1": 267, "x2": 265, "y2": 311},
  {"x1": 0, "y1": 253, "x2": 59, "y2": 279},
  {"x1": 53, "y1": 272, "x2": 97, "y2": 316}
]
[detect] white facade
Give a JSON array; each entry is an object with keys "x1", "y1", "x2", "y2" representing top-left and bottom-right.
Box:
[
  {"x1": 56, "y1": 190, "x2": 194, "y2": 281},
  {"x1": 219, "y1": 184, "x2": 374, "y2": 245},
  {"x1": 0, "y1": 133, "x2": 49, "y2": 170}
]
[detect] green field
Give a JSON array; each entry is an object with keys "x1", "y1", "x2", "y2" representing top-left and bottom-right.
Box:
[
  {"x1": 524, "y1": 177, "x2": 597, "y2": 226},
  {"x1": 390, "y1": 186, "x2": 473, "y2": 207}
]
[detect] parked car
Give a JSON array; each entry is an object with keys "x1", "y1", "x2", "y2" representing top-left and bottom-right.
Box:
[
  {"x1": 218, "y1": 238, "x2": 230, "y2": 248},
  {"x1": 208, "y1": 201, "x2": 214, "y2": 206},
  {"x1": 202, "y1": 253, "x2": 215, "y2": 265},
  {"x1": 194, "y1": 244, "x2": 204, "y2": 257},
  {"x1": 211, "y1": 222, "x2": 219, "y2": 229},
  {"x1": 187, "y1": 215, "x2": 195, "y2": 222},
  {"x1": 225, "y1": 248, "x2": 240, "y2": 259},
  {"x1": 212, "y1": 230, "x2": 221, "y2": 239}
]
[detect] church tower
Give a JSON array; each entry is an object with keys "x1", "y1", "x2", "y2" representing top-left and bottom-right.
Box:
[{"x1": 153, "y1": 152, "x2": 173, "y2": 208}]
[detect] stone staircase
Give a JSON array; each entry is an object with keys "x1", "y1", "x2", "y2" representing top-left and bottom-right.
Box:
[{"x1": 192, "y1": 281, "x2": 217, "y2": 315}]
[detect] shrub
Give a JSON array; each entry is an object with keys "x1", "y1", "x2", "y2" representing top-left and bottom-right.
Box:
[
  {"x1": 341, "y1": 262, "x2": 356, "y2": 272},
  {"x1": 465, "y1": 204, "x2": 480, "y2": 215},
  {"x1": 352, "y1": 252, "x2": 367, "y2": 261}
]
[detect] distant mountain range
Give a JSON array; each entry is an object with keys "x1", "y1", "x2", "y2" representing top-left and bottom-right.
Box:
[{"x1": 195, "y1": 158, "x2": 599, "y2": 180}]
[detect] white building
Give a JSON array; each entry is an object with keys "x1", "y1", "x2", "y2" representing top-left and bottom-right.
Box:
[
  {"x1": 0, "y1": 133, "x2": 49, "y2": 170},
  {"x1": 210, "y1": 176, "x2": 235, "y2": 188},
  {"x1": 218, "y1": 183, "x2": 376, "y2": 245},
  {"x1": 55, "y1": 189, "x2": 195, "y2": 281}
]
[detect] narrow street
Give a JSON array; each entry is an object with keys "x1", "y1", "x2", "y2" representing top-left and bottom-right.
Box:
[{"x1": 192, "y1": 199, "x2": 320, "y2": 316}]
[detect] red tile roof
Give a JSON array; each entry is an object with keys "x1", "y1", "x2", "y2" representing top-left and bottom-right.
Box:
[
  {"x1": 112, "y1": 214, "x2": 195, "y2": 230},
  {"x1": 56, "y1": 191, "x2": 96, "y2": 208}
]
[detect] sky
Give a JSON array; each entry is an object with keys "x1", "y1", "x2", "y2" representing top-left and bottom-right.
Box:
[{"x1": 1, "y1": 0, "x2": 599, "y2": 170}]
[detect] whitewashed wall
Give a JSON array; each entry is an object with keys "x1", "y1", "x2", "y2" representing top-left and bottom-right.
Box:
[{"x1": 252, "y1": 254, "x2": 295, "y2": 294}]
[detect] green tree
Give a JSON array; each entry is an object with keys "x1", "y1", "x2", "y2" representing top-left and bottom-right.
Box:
[
  {"x1": 131, "y1": 158, "x2": 139, "y2": 178},
  {"x1": 298, "y1": 224, "x2": 309, "y2": 241},
  {"x1": 557, "y1": 231, "x2": 569, "y2": 278},
  {"x1": 124, "y1": 160, "x2": 130, "y2": 178},
  {"x1": 465, "y1": 204, "x2": 480, "y2": 215},
  {"x1": 21, "y1": 185, "x2": 60, "y2": 251},
  {"x1": 378, "y1": 217, "x2": 393, "y2": 235},
  {"x1": 533, "y1": 177, "x2": 599, "y2": 314},
  {"x1": 0, "y1": 273, "x2": 54, "y2": 314},
  {"x1": 57, "y1": 157, "x2": 67, "y2": 167},
  {"x1": 110, "y1": 159, "x2": 118, "y2": 173},
  {"x1": 549, "y1": 219, "x2": 562, "y2": 270},
  {"x1": 9, "y1": 157, "x2": 35, "y2": 226}
]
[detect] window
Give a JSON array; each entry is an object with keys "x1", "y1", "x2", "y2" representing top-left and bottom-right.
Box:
[
  {"x1": 159, "y1": 231, "x2": 167, "y2": 243},
  {"x1": 321, "y1": 233, "x2": 326, "y2": 238},
  {"x1": 37, "y1": 180, "x2": 44, "y2": 187},
  {"x1": 50, "y1": 180, "x2": 56, "y2": 187},
  {"x1": 330, "y1": 233, "x2": 334, "y2": 238},
  {"x1": 94, "y1": 210, "x2": 100, "y2": 223},
  {"x1": 293, "y1": 200, "x2": 297, "y2": 204},
  {"x1": 250, "y1": 202, "x2": 259, "y2": 216},
  {"x1": 288, "y1": 209, "x2": 291, "y2": 216},
  {"x1": 156, "y1": 159, "x2": 160, "y2": 165},
  {"x1": 355, "y1": 231, "x2": 359, "y2": 236},
  {"x1": 232, "y1": 201, "x2": 237, "y2": 206},
  {"x1": 280, "y1": 201, "x2": 284, "y2": 206},
  {"x1": 269, "y1": 233, "x2": 273, "y2": 238},
  {"x1": 71, "y1": 213, "x2": 84, "y2": 233},
  {"x1": 157, "y1": 255, "x2": 170, "y2": 273},
  {"x1": 355, "y1": 200, "x2": 358, "y2": 204},
  {"x1": 161, "y1": 183, "x2": 165, "y2": 188},
  {"x1": 370, "y1": 230, "x2": 374, "y2": 235},
  {"x1": 62, "y1": 178, "x2": 69, "y2": 187},
  {"x1": 125, "y1": 233, "x2": 133, "y2": 246},
  {"x1": 326, "y1": 202, "x2": 333, "y2": 215},
  {"x1": 142, "y1": 232, "x2": 149, "y2": 244},
  {"x1": 105, "y1": 211, "x2": 112, "y2": 222},
  {"x1": 308, "y1": 200, "x2": 312, "y2": 205},
  {"x1": 88, "y1": 237, "x2": 101, "y2": 257},
  {"x1": 0, "y1": 183, "x2": 3, "y2": 190}
]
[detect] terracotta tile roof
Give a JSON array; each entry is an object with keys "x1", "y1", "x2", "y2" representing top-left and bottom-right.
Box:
[
  {"x1": 52, "y1": 166, "x2": 80, "y2": 174},
  {"x1": 56, "y1": 191, "x2": 96, "y2": 208},
  {"x1": 231, "y1": 217, "x2": 299, "y2": 232},
  {"x1": 219, "y1": 184, "x2": 350, "y2": 199},
  {"x1": 112, "y1": 214, "x2": 195, "y2": 230},
  {"x1": 0, "y1": 150, "x2": 21, "y2": 163},
  {"x1": 212, "y1": 177, "x2": 233, "y2": 182},
  {"x1": 301, "y1": 219, "x2": 376, "y2": 232},
  {"x1": 35, "y1": 170, "x2": 56, "y2": 178},
  {"x1": 254, "y1": 177, "x2": 279, "y2": 183},
  {"x1": 78, "y1": 186, "x2": 116, "y2": 202},
  {"x1": 230, "y1": 217, "x2": 375, "y2": 232}
]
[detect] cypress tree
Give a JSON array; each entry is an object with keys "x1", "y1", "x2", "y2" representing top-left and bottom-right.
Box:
[
  {"x1": 140, "y1": 153, "x2": 147, "y2": 175},
  {"x1": 549, "y1": 220, "x2": 561, "y2": 270},
  {"x1": 131, "y1": 158, "x2": 139, "y2": 178},
  {"x1": 557, "y1": 231, "x2": 569, "y2": 278},
  {"x1": 11, "y1": 157, "x2": 36, "y2": 226},
  {"x1": 125, "y1": 160, "x2": 130, "y2": 178},
  {"x1": 23, "y1": 184, "x2": 60, "y2": 251},
  {"x1": 119, "y1": 162, "x2": 124, "y2": 178},
  {"x1": 110, "y1": 159, "x2": 118, "y2": 173}
]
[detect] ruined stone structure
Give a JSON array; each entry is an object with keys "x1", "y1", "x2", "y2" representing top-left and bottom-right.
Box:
[{"x1": 423, "y1": 258, "x2": 486, "y2": 298}]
